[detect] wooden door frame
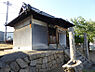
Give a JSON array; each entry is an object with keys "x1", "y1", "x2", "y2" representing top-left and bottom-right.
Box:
[{"x1": 48, "y1": 27, "x2": 59, "y2": 48}]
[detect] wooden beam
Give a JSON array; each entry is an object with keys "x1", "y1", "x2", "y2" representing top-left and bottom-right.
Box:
[{"x1": 55, "y1": 25, "x2": 67, "y2": 31}]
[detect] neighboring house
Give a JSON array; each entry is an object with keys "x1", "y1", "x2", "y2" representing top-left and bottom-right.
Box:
[
  {"x1": 0, "y1": 31, "x2": 13, "y2": 43},
  {"x1": 7, "y1": 32, "x2": 13, "y2": 41},
  {"x1": 0, "y1": 31, "x2": 4, "y2": 42},
  {"x1": 6, "y1": 3, "x2": 74, "y2": 50}
]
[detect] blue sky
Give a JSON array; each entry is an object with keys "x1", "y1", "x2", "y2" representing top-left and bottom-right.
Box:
[
  {"x1": 34, "y1": 0, "x2": 95, "y2": 20},
  {"x1": 0, "y1": 0, "x2": 95, "y2": 32}
]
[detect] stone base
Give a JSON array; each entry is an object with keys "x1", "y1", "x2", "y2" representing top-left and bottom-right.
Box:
[
  {"x1": 62, "y1": 60, "x2": 83, "y2": 72},
  {"x1": 0, "y1": 50, "x2": 65, "y2": 72}
]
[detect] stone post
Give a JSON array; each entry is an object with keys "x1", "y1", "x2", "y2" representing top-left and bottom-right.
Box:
[
  {"x1": 83, "y1": 33, "x2": 89, "y2": 59},
  {"x1": 68, "y1": 27, "x2": 76, "y2": 60},
  {"x1": 62, "y1": 27, "x2": 83, "y2": 72}
]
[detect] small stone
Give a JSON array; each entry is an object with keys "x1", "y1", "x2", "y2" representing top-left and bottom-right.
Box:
[
  {"x1": 43, "y1": 57, "x2": 48, "y2": 63},
  {"x1": 36, "y1": 64, "x2": 42, "y2": 69},
  {"x1": 23, "y1": 57, "x2": 30, "y2": 64},
  {"x1": 0, "y1": 65, "x2": 10, "y2": 72},
  {"x1": 48, "y1": 62, "x2": 52, "y2": 68},
  {"x1": 19, "y1": 66, "x2": 36, "y2": 72},
  {"x1": 16, "y1": 58, "x2": 28, "y2": 68},
  {"x1": 52, "y1": 60, "x2": 56, "y2": 66},
  {"x1": 39, "y1": 69, "x2": 47, "y2": 72},
  {"x1": 42, "y1": 63, "x2": 46, "y2": 69},
  {"x1": 56, "y1": 58, "x2": 60, "y2": 63},
  {"x1": 29, "y1": 54, "x2": 37, "y2": 60},
  {"x1": 36, "y1": 68, "x2": 39, "y2": 72},
  {"x1": 10, "y1": 70, "x2": 14, "y2": 72},
  {"x1": 0, "y1": 61, "x2": 6, "y2": 68},
  {"x1": 19, "y1": 68, "x2": 29, "y2": 72},
  {"x1": 48, "y1": 56, "x2": 51, "y2": 62},
  {"x1": 10, "y1": 62, "x2": 20, "y2": 72},
  {"x1": 54, "y1": 54, "x2": 57, "y2": 59},
  {"x1": 30, "y1": 67, "x2": 36, "y2": 72},
  {"x1": 30, "y1": 60, "x2": 37, "y2": 66},
  {"x1": 45, "y1": 63, "x2": 49, "y2": 68},
  {"x1": 37, "y1": 58, "x2": 42, "y2": 64},
  {"x1": 51, "y1": 55, "x2": 54, "y2": 60}
]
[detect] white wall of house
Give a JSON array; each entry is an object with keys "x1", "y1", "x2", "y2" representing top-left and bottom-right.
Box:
[
  {"x1": 13, "y1": 25, "x2": 32, "y2": 50},
  {"x1": 13, "y1": 15, "x2": 48, "y2": 50},
  {"x1": 13, "y1": 16, "x2": 32, "y2": 50}
]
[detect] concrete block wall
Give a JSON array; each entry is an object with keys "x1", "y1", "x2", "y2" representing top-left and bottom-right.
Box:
[{"x1": 0, "y1": 50, "x2": 65, "y2": 72}]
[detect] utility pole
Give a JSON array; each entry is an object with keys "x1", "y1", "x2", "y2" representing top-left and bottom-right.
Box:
[{"x1": 4, "y1": 1, "x2": 12, "y2": 42}]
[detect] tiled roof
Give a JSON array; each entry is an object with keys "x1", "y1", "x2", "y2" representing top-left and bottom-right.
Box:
[{"x1": 6, "y1": 3, "x2": 74, "y2": 28}]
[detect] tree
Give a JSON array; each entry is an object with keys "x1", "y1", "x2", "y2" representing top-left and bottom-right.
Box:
[
  {"x1": 71, "y1": 16, "x2": 95, "y2": 43},
  {"x1": 71, "y1": 16, "x2": 95, "y2": 59}
]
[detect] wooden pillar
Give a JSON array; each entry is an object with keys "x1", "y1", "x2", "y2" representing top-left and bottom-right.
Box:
[
  {"x1": 68, "y1": 27, "x2": 76, "y2": 60},
  {"x1": 56, "y1": 28, "x2": 59, "y2": 48},
  {"x1": 47, "y1": 25, "x2": 49, "y2": 46},
  {"x1": 84, "y1": 33, "x2": 89, "y2": 59}
]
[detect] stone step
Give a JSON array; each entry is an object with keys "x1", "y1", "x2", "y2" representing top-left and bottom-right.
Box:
[{"x1": 63, "y1": 48, "x2": 92, "y2": 68}]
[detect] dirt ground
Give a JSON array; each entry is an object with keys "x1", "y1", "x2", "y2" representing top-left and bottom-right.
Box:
[
  {"x1": 0, "y1": 44, "x2": 13, "y2": 55},
  {"x1": 0, "y1": 44, "x2": 13, "y2": 49}
]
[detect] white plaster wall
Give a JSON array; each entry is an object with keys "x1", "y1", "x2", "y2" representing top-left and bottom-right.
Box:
[
  {"x1": 14, "y1": 16, "x2": 31, "y2": 29},
  {"x1": 13, "y1": 15, "x2": 48, "y2": 50},
  {"x1": 13, "y1": 25, "x2": 32, "y2": 50},
  {"x1": 13, "y1": 16, "x2": 32, "y2": 51}
]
